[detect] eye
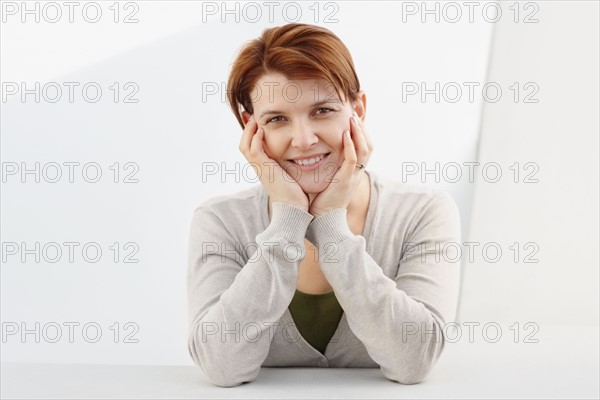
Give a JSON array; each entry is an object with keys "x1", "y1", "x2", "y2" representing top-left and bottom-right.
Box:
[
  {"x1": 315, "y1": 107, "x2": 334, "y2": 115},
  {"x1": 266, "y1": 116, "x2": 285, "y2": 124},
  {"x1": 265, "y1": 108, "x2": 335, "y2": 124}
]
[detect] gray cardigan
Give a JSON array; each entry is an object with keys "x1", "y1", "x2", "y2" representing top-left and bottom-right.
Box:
[{"x1": 187, "y1": 169, "x2": 462, "y2": 387}]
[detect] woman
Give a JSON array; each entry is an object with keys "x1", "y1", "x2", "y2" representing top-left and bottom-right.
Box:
[{"x1": 187, "y1": 23, "x2": 461, "y2": 387}]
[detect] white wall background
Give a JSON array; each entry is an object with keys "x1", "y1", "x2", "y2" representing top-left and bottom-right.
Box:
[
  {"x1": 0, "y1": 1, "x2": 597, "y2": 367},
  {"x1": 459, "y1": 1, "x2": 599, "y2": 327}
]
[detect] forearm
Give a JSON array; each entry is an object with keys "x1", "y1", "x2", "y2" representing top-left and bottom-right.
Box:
[
  {"x1": 188, "y1": 202, "x2": 313, "y2": 387},
  {"x1": 305, "y1": 205, "x2": 459, "y2": 384}
]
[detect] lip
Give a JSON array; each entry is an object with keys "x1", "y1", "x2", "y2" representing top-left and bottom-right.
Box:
[{"x1": 287, "y1": 152, "x2": 331, "y2": 171}]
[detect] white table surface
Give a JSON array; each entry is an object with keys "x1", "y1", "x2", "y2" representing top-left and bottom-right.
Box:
[{"x1": 2, "y1": 326, "x2": 599, "y2": 399}]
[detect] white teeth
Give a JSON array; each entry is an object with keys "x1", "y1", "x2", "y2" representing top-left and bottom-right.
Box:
[{"x1": 293, "y1": 154, "x2": 327, "y2": 166}]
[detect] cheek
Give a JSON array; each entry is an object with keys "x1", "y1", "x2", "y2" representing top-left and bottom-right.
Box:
[
  {"x1": 263, "y1": 131, "x2": 287, "y2": 156},
  {"x1": 319, "y1": 119, "x2": 347, "y2": 148}
]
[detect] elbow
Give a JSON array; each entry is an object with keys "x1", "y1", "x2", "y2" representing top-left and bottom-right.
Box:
[
  {"x1": 381, "y1": 366, "x2": 430, "y2": 385},
  {"x1": 381, "y1": 327, "x2": 446, "y2": 385},
  {"x1": 187, "y1": 328, "x2": 257, "y2": 388},
  {"x1": 194, "y1": 361, "x2": 250, "y2": 388},
  {"x1": 201, "y1": 371, "x2": 250, "y2": 388},
  {"x1": 381, "y1": 353, "x2": 439, "y2": 385}
]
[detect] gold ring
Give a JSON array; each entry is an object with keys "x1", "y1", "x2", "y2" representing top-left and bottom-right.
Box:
[{"x1": 356, "y1": 163, "x2": 365, "y2": 169}]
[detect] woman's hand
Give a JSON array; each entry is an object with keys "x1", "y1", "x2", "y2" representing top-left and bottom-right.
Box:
[
  {"x1": 308, "y1": 111, "x2": 374, "y2": 218},
  {"x1": 239, "y1": 115, "x2": 310, "y2": 212}
]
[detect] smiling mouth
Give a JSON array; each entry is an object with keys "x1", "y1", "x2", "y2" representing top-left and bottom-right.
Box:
[{"x1": 288, "y1": 152, "x2": 331, "y2": 166}]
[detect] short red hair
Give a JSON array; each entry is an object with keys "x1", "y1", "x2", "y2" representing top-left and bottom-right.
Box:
[{"x1": 226, "y1": 23, "x2": 361, "y2": 130}]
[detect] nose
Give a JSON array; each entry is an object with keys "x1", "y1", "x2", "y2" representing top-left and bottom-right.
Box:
[{"x1": 290, "y1": 119, "x2": 319, "y2": 150}]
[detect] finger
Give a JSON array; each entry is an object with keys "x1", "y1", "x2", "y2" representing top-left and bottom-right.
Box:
[
  {"x1": 353, "y1": 111, "x2": 374, "y2": 153},
  {"x1": 342, "y1": 129, "x2": 358, "y2": 176},
  {"x1": 248, "y1": 126, "x2": 272, "y2": 177},
  {"x1": 350, "y1": 115, "x2": 369, "y2": 164},
  {"x1": 239, "y1": 114, "x2": 258, "y2": 154},
  {"x1": 249, "y1": 126, "x2": 266, "y2": 160},
  {"x1": 351, "y1": 114, "x2": 373, "y2": 162}
]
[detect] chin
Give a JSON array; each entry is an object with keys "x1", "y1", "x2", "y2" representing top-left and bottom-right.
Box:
[{"x1": 297, "y1": 178, "x2": 332, "y2": 194}]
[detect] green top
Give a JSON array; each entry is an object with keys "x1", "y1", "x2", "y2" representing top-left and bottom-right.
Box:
[{"x1": 288, "y1": 289, "x2": 344, "y2": 355}]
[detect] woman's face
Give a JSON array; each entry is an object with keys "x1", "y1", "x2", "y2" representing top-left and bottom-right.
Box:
[{"x1": 242, "y1": 73, "x2": 366, "y2": 194}]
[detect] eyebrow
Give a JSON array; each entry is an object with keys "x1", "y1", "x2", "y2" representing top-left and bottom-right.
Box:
[{"x1": 258, "y1": 100, "x2": 339, "y2": 119}]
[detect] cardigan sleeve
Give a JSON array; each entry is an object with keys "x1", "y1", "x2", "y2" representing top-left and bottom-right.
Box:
[
  {"x1": 187, "y1": 201, "x2": 313, "y2": 387},
  {"x1": 305, "y1": 190, "x2": 461, "y2": 384}
]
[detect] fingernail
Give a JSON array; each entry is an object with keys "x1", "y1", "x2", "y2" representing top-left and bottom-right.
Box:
[{"x1": 250, "y1": 115, "x2": 255, "y2": 122}]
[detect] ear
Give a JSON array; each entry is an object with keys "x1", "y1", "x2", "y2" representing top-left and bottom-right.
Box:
[
  {"x1": 241, "y1": 111, "x2": 253, "y2": 127},
  {"x1": 352, "y1": 91, "x2": 367, "y2": 120}
]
